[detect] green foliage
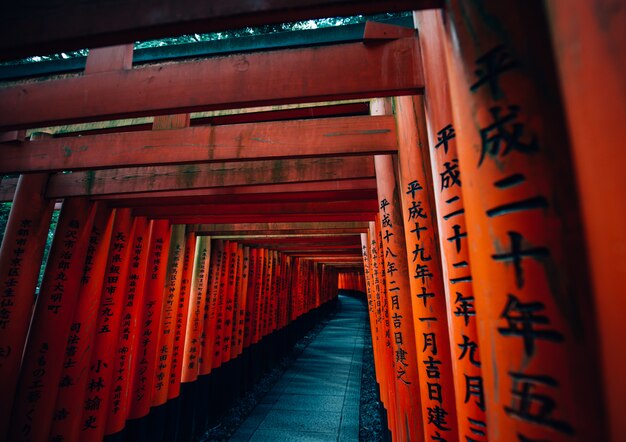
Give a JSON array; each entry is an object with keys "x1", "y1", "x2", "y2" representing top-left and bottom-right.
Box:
[{"x1": 0, "y1": 202, "x2": 11, "y2": 247}]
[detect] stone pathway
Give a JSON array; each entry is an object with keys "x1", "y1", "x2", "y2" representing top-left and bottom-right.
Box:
[{"x1": 229, "y1": 295, "x2": 368, "y2": 441}]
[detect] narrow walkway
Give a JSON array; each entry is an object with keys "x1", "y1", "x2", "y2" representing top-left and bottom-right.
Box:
[{"x1": 230, "y1": 295, "x2": 368, "y2": 441}]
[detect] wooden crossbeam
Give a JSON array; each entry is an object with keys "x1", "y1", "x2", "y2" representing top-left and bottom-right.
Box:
[
  {"x1": 41, "y1": 156, "x2": 375, "y2": 198},
  {"x1": 92, "y1": 179, "x2": 377, "y2": 203},
  {"x1": 0, "y1": 38, "x2": 423, "y2": 130},
  {"x1": 163, "y1": 213, "x2": 375, "y2": 224},
  {"x1": 131, "y1": 200, "x2": 377, "y2": 218},
  {"x1": 0, "y1": 1, "x2": 441, "y2": 61},
  {"x1": 0, "y1": 115, "x2": 396, "y2": 173},
  {"x1": 193, "y1": 222, "x2": 369, "y2": 235}
]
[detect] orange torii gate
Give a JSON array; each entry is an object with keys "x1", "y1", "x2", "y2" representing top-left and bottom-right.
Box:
[{"x1": 0, "y1": 2, "x2": 623, "y2": 442}]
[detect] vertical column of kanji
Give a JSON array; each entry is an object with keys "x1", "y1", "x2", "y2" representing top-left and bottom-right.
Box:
[
  {"x1": 127, "y1": 220, "x2": 172, "y2": 421},
  {"x1": 393, "y1": 93, "x2": 460, "y2": 441},
  {"x1": 168, "y1": 230, "x2": 196, "y2": 400},
  {"x1": 80, "y1": 208, "x2": 135, "y2": 440},
  {"x1": 50, "y1": 205, "x2": 115, "y2": 442},
  {"x1": 414, "y1": 10, "x2": 489, "y2": 441},
  {"x1": 105, "y1": 216, "x2": 150, "y2": 436},
  {"x1": 0, "y1": 173, "x2": 54, "y2": 437},
  {"x1": 232, "y1": 245, "x2": 249, "y2": 359},
  {"x1": 198, "y1": 241, "x2": 222, "y2": 376},
  {"x1": 361, "y1": 232, "x2": 386, "y2": 412},
  {"x1": 442, "y1": 2, "x2": 605, "y2": 440},
  {"x1": 271, "y1": 251, "x2": 280, "y2": 332},
  {"x1": 374, "y1": 155, "x2": 425, "y2": 442},
  {"x1": 545, "y1": 4, "x2": 625, "y2": 440},
  {"x1": 9, "y1": 198, "x2": 96, "y2": 442},
  {"x1": 263, "y1": 250, "x2": 274, "y2": 338},
  {"x1": 152, "y1": 224, "x2": 186, "y2": 406},
  {"x1": 242, "y1": 248, "x2": 257, "y2": 350},
  {"x1": 254, "y1": 249, "x2": 267, "y2": 343},
  {"x1": 211, "y1": 240, "x2": 229, "y2": 370},
  {"x1": 181, "y1": 236, "x2": 211, "y2": 383},
  {"x1": 371, "y1": 219, "x2": 398, "y2": 438},
  {"x1": 251, "y1": 249, "x2": 264, "y2": 346},
  {"x1": 221, "y1": 241, "x2": 238, "y2": 364}
]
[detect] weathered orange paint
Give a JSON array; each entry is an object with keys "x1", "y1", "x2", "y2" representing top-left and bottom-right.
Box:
[
  {"x1": 0, "y1": 38, "x2": 424, "y2": 130},
  {"x1": 168, "y1": 231, "x2": 196, "y2": 400},
  {"x1": 9, "y1": 198, "x2": 96, "y2": 442},
  {"x1": 374, "y1": 154, "x2": 424, "y2": 442},
  {"x1": 49, "y1": 205, "x2": 115, "y2": 442},
  {"x1": 442, "y1": 2, "x2": 605, "y2": 440},
  {"x1": 220, "y1": 241, "x2": 238, "y2": 363},
  {"x1": 198, "y1": 240, "x2": 222, "y2": 376},
  {"x1": 0, "y1": 116, "x2": 397, "y2": 174},
  {"x1": 211, "y1": 240, "x2": 229, "y2": 369},
  {"x1": 243, "y1": 248, "x2": 258, "y2": 350},
  {"x1": 127, "y1": 220, "x2": 172, "y2": 419},
  {"x1": 105, "y1": 216, "x2": 150, "y2": 435},
  {"x1": 80, "y1": 208, "x2": 135, "y2": 441},
  {"x1": 394, "y1": 94, "x2": 460, "y2": 441},
  {"x1": 0, "y1": 173, "x2": 54, "y2": 437},
  {"x1": 152, "y1": 224, "x2": 186, "y2": 406},
  {"x1": 181, "y1": 236, "x2": 211, "y2": 383},
  {"x1": 414, "y1": 10, "x2": 488, "y2": 440}
]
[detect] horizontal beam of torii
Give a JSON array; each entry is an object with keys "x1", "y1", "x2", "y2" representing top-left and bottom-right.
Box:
[
  {"x1": 0, "y1": 0, "x2": 441, "y2": 61},
  {"x1": 0, "y1": 37, "x2": 423, "y2": 130},
  {"x1": 192, "y1": 222, "x2": 369, "y2": 236},
  {"x1": 0, "y1": 156, "x2": 376, "y2": 200},
  {"x1": 0, "y1": 115, "x2": 396, "y2": 174}
]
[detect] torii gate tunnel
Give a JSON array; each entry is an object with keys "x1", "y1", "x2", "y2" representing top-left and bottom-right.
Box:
[{"x1": 0, "y1": 1, "x2": 624, "y2": 441}]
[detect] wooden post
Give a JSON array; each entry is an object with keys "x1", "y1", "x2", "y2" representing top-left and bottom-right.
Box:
[
  {"x1": 374, "y1": 153, "x2": 425, "y2": 442},
  {"x1": 80, "y1": 208, "x2": 135, "y2": 441},
  {"x1": 9, "y1": 198, "x2": 96, "y2": 441},
  {"x1": 169, "y1": 231, "x2": 196, "y2": 398},
  {"x1": 152, "y1": 224, "x2": 186, "y2": 406},
  {"x1": 181, "y1": 236, "x2": 211, "y2": 383},
  {"x1": 127, "y1": 220, "x2": 171, "y2": 420},
  {"x1": 105, "y1": 216, "x2": 150, "y2": 436},
  {"x1": 442, "y1": 2, "x2": 606, "y2": 440},
  {"x1": 545, "y1": 3, "x2": 626, "y2": 440},
  {"x1": 50, "y1": 205, "x2": 115, "y2": 441},
  {"x1": 0, "y1": 173, "x2": 54, "y2": 437},
  {"x1": 198, "y1": 240, "x2": 222, "y2": 376},
  {"x1": 211, "y1": 240, "x2": 229, "y2": 369}
]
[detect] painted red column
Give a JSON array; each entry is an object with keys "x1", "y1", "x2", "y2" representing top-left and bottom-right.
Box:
[
  {"x1": 220, "y1": 241, "x2": 237, "y2": 363},
  {"x1": 50, "y1": 205, "x2": 115, "y2": 441},
  {"x1": 181, "y1": 236, "x2": 211, "y2": 383},
  {"x1": 80, "y1": 208, "x2": 135, "y2": 441},
  {"x1": 375, "y1": 154, "x2": 425, "y2": 442},
  {"x1": 105, "y1": 216, "x2": 151, "y2": 436},
  {"x1": 0, "y1": 173, "x2": 54, "y2": 437},
  {"x1": 211, "y1": 240, "x2": 229, "y2": 369},
  {"x1": 127, "y1": 220, "x2": 171, "y2": 420},
  {"x1": 168, "y1": 230, "x2": 196, "y2": 400},
  {"x1": 152, "y1": 224, "x2": 186, "y2": 406},
  {"x1": 545, "y1": 4, "x2": 626, "y2": 440},
  {"x1": 9, "y1": 198, "x2": 96, "y2": 441},
  {"x1": 198, "y1": 240, "x2": 222, "y2": 376},
  {"x1": 413, "y1": 10, "x2": 489, "y2": 441},
  {"x1": 442, "y1": 2, "x2": 606, "y2": 440},
  {"x1": 243, "y1": 248, "x2": 257, "y2": 350}
]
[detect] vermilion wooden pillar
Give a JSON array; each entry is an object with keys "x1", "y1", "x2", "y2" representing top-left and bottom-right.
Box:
[
  {"x1": 394, "y1": 91, "x2": 462, "y2": 441},
  {"x1": 199, "y1": 240, "x2": 222, "y2": 375},
  {"x1": 371, "y1": 219, "x2": 398, "y2": 438},
  {"x1": 105, "y1": 216, "x2": 150, "y2": 436},
  {"x1": 0, "y1": 173, "x2": 54, "y2": 437},
  {"x1": 211, "y1": 240, "x2": 229, "y2": 369},
  {"x1": 80, "y1": 208, "x2": 135, "y2": 441},
  {"x1": 181, "y1": 236, "x2": 211, "y2": 383},
  {"x1": 232, "y1": 245, "x2": 249, "y2": 358},
  {"x1": 9, "y1": 198, "x2": 96, "y2": 441},
  {"x1": 128, "y1": 220, "x2": 171, "y2": 420},
  {"x1": 152, "y1": 224, "x2": 186, "y2": 406},
  {"x1": 545, "y1": 4, "x2": 625, "y2": 440},
  {"x1": 243, "y1": 248, "x2": 257, "y2": 350},
  {"x1": 414, "y1": 10, "x2": 488, "y2": 440},
  {"x1": 221, "y1": 241, "x2": 238, "y2": 363},
  {"x1": 374, "y1": 154, "x2": 424, "y2": 442},
  {"x1": 50, "y1": 205, "x2": 115, "y2": 441},
  {"x1": 442, "y1": 2, "x2": 605, "y2": 440},
  {"x1": 169, "y1": 231, "x2": 196, "y2": 398}
]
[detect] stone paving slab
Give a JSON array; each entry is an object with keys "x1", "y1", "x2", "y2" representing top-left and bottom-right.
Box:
[{"x1": 229, "y1": 295, "x2": 367, "y2": 442}]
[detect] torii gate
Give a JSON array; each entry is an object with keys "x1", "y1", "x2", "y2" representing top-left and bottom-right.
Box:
[{"x1": 0, "y1": 1, "x2": 624, "y2": 442}]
